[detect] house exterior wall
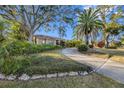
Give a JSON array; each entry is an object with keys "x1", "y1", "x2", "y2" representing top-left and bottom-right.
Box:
[
  {"x1": 43, "y1": 39, "x2": 56, "y2": 45},
  {"x1": 33, "y1": 37, "x2": 58, "y2": 45},
  {"x1": 33, "y1": 35, "x2": 65, "y2": 46}
]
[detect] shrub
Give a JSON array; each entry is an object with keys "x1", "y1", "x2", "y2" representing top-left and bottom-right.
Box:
[
  {"x1": 0, "y1": 40, "x2": 62, "y2": 75},
  {"x1": 107, "y1": 46, "x2": 117, "y2": 49},
  {"x1": 89, "y1": 45, "x2": 94, "y2": 48},
  {"x1": 65, "y1": 40, "x2": 82, "y2": 47},
  {"x1": 97, "y1": 41, "x2": 105, "y2": 48},
  {"x1": 0, "y1": 56, "x2": 31, "y2": 75},
  {"x1": 0, "y1": 40, "x2": 62, "y2": 56},
  {"x1": 115, "y1": 42, "x2": 121, "y2": 47},
  {"x1": 0, "y1": 40, "x2": 31, "y2": 56},
  {"x1": 109, "y1": 42, "x2": 121, "y2": 48},
  {"x1": 78, "y1": 44, "x2": 88, "y2": 52}
]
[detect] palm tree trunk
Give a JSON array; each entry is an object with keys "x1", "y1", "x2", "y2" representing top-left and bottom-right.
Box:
[
  {"x1": 85, "y1": 35, "x2": 89, "y2": 45},
  {"x1": 90, "y1": 33, "x2": 94, "y2": 46}
]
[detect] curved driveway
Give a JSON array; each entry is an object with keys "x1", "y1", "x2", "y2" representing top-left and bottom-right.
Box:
[{"x1": 62, "y1": 48, "x2": 124, "y2": 84}]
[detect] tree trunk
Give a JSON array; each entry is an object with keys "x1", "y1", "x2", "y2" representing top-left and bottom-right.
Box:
[
  {"x1": 28, "y1": 33, "x2": 33, "y2": 43},
  {"x1": 90, "y1": 33, "x2": 94, "y2": 46},
  {"x1": 105, "y1": 33, "x2": 110, "y2": 48},
  {"x1": 91, "y1": 40, "x2": 94, "y2": 46},
  {"x1": 85, "y1": 35, "x2": 89, "y2": 45},
  {"x1": 34, "y1": 36, "x2": 37, "y2": 44},
  {"x1": 102, "y1": 24, "x2": 107, "y2": 48}
]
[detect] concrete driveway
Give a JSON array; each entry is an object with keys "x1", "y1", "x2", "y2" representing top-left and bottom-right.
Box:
[{"x1": 62, "y1": 48, "x2": 124, "y2": 84}]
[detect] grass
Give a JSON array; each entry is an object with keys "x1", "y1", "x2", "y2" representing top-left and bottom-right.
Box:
[
  {"x1": 0, "y1": 73, "x2": 123, "y2": 88},
  {"x1": 82, "y1": 51, "x2": 110, "y2": 59},
  {"x1": 22, "y1": 50, "x2": 91, "y2": 75},
  {"x1": 96, "y1": 48, "x2": 124, "y2": 63},
  {"x1": 95, "y1": 48, "x2": 124, "y2": 56},
  {"x1": 82, "y1": 48, "x2": 124, "y2": 63}
]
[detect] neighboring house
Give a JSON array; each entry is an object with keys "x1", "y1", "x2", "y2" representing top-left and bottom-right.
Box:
[{"x1": 33, "y1": 35, "x2": 65, "y2": 46}]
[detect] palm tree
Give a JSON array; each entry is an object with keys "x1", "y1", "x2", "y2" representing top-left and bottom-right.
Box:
[
  {"x1": 58, "y1": 26, "x2": 66, "y2": 40},
  {"x1": 74, "y1": 8, "x2": 103, "y2": 45},
  {"x1": 58, "y1": 26, "x2": 66, "y2": 46}
]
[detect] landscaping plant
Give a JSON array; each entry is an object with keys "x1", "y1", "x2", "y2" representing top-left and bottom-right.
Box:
[
  {"x1": 97, "y1": 41, "x2": 105, "y2": 48},
  {"x1": 77, "y1": 44, "x2": 88, "y2": 52},
  {"x1": 89, "y1": 45, "x2": 94, "y2": 48},
  {"x1": 0, "y1": 40, "x2": 62, "y2": 75},
  {"x1": 65, "y1": 40, "x2": 82, "y2": 47}
]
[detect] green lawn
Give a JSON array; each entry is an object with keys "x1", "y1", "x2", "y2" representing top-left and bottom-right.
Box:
[
  {"x1": 83, "y1": 48, "x2": 124, "y2": 63},
  {"x1": 95, "y1": 48, "x2": 124, "y2": 56},
  {"x1": 0, "y1": 73, "x2": 123, "y2": 88},
  {"x1": 95, "y1": 48, "x2": 124, "y2": 63},
  {"x1": 24, "y1": 50, "x2": 90, "y2": 75}
]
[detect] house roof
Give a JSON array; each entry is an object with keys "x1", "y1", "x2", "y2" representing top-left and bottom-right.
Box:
[{"x1": 33, "y1": 35, "x2": 61, "y2": 40}]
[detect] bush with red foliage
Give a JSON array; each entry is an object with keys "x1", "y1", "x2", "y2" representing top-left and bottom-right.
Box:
[{"x1": 97, "y1": 41, "x2": 105, "y2": 48}]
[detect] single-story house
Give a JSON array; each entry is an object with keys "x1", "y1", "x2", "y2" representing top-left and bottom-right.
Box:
[{"x1": 33, "y1": 35, "x2": 65, "y2": 46}]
